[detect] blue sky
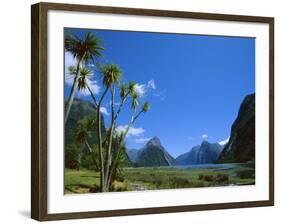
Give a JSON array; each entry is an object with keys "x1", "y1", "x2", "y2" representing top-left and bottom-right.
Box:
[{"x1": 64, "y1": 28, "x2": 255, "y2": 157}]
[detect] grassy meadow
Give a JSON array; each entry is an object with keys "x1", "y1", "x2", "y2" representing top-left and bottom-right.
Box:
[{"x1": 65, "y1": 163, "x2": 255, "y2": 194}]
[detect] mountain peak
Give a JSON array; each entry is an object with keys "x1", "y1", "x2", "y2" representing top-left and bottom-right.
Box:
[
  {"x1": 201, "y1": 140, "x2": 210, "y2": 146},
  {"x1": 127, "y1": 136, "x2": 175, "y2": 167},
  {"x1": 146, "y1": 136, "x2": 161, "y2": 147},
  {"x1": 176, "y1": 141, "x2": 222, "y2": 165}
]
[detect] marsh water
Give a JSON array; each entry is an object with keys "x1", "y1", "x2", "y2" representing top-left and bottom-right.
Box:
[{"x1": 172, "y1": 162, "x2": 254, "y2": 170}]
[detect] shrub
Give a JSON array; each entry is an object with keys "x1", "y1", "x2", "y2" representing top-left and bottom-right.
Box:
[
  {"x1": 215, "y1": 174, "x2": 229, "y2": 183},
  {"x1": 198, "y1": 174, "x2": 204, "y2": 180},
  {"x1": 115, "y1": 174, "x2": 125, "y2": 182},
  {"x1": 65, "y1": 144, "x2": 80, "y2": 169},
  {"x1": 153, "y1": 178, "x2": 163, "y2": 187},
  {"x1": 203, "y1": 175, "x2": 214, "y2": 182},
  {"x1": 236, "y1": 170, "x2": 254, "y2": 179},
  {"x1": 89, "y1": 184, "x2": 100, "y2": 193},
  {"x1": 80, "y1": 154, "x2": 97, "y2": 170},
  {"x1": 168, "y1": 177, "x2": 190, "y2": 188},
  {"x1": 198, "y1": 174, "x2": 229, "y2": 183},
  {"x1": 111, "y1": 181, "x2": 128, "y2": 192}
]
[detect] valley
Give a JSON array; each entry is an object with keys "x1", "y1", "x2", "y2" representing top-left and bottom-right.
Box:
[
  {"x1": 65, "y1": 162, "x2": 255, "y2": 194},
  {"x1": 65, "y1": 93, "x2": 255, "y2": 193}
]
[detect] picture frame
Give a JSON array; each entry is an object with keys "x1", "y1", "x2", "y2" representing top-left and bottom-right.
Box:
[{"x1": 31, "y1": 2, "x2": 274, "y2": 221}]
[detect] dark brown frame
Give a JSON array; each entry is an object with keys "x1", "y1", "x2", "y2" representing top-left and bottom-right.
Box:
[{"x1": 31, "y1": 2, "x2": 274, "y2": 221}]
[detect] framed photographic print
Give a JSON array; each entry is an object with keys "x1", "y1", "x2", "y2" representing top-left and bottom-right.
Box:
[{"x1": 31, "y1": 2, "x2": 274, "y2": 221}]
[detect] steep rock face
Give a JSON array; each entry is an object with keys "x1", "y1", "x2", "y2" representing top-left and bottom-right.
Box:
[
  {"x1": 129, "y1": 137, "x2": 176, "y2": 167},
  {"x1": 65, "y1": 99, "x2": 102, "y2": 169},
  {"x1": 65, "y1": 99, "x2": 101, "y2": 146},
  {"x1": 176, "y1": 141, "x2": 222, "y2": 165},
  {"x1": 126, "y1": 149, "x2": 140, "y2": 163},
  {"x1": 175, "y1": 146, "x2": 200, "y2": 165},
  {"x1": 217, "y1": 93, "x2": 255, "y2": 163},
  {"x1": 198, "y1": 141, "x2": 223, "y2": 163}
]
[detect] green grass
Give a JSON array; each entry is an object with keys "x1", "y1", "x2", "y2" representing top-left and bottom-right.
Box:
[
  {"x1": 64, "y1": 169, "x2": 100, "y2": 194},
  {"x1": 64, "y1": 164, "x2": 255, "y2": 194}
]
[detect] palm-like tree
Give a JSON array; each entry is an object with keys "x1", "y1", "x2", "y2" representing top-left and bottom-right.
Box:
[
  {"x1": 76, "y1": 117, "x2": 100, "y2": 171},
  {"x1": 128, "y1": 81, "x2": 136, "y2": 95},
  {"x1": 108, "y1": 136, "x2": 127, "y2": 188},
  {"x1": 100, "y1": 64, "x2": 122, "y2": 87},
  {"x1": 142, "y1": 102, "x2": 150, "y2": 112},
  {"x1": 120, "y1": 83, "x2": 128, "y2": 100},
  {"x1": 77, "y1": 67, "x2": 91, "y2": 91},
  {"x1": 65, "y1": 32, "x2": 104, "y2": 123},
  {"x1": 131, "y1": 92, "x2": 139, "y2": 110},
  {"x1": 70, "y1": 66, "x2": 99, "y2": 106},
  {"x1": 71, "y1": 58, "x2": 151, "y2": 191},
  {"x1": 97, "y1": 64, "x2": 123, "y2": 191},
  {"x1": 76, "y1": 116, "x2": 95, "y2": 152}
]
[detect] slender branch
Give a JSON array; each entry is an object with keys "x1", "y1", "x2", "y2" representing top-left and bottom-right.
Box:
[
  {"x1": 98, "y1": 86, "x2": 109, "y2": 105},
  {"x1": 97, "y1": 107, "x2": 104, "y2": 191},
  {"x1": 131, "y1": 110, "x2": 144, "y2": 126},
  {"x1": 86, "y1": 84, "x2": 98, "y2": 107},
  {"x1": 107, "y1": 108, "x2": 145, "y2": 185},
  {"x1": 110, "y1": 86, "x2": 115, "y2": 124},
  {"x1": 113, "y1": 92, "x2": 130, "y2": 122},
  {"x1": 104, "y1": 86, "x2": 116, "y2": 187},
  {"x1": 85, "y1": 140, "x2": 100, "y2": 172},
  {"x1": 96, "y1": 86, "x2": 109, "y2": 191},
  {"x1": 85, "y1": 140, "x2": 92, "y2": 153},
  {"x1": 65, "y1": 58, "x2": 82, "y2": 123}
]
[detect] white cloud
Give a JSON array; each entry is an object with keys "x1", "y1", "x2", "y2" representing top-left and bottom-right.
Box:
[
  {"x1": 115, "y1": 125, "x2": 127, "y2": 133},
  {"x1": 87, "y1": 62, "x2": 95, "y2": 68},
  {"x1": 79, "y1": 79, "x2": 100, "y2": 96},
  {"x1": 147, "y1": 79, "x2": 156, "y2": 90},
  {"x1": 134, "y1": 79, "x2": 156, "y2": 97},
  {"x1": 65, "y1": 75, "x2": 74, "y2": 86},
  {"x1": 65, "y1": 51, "x2": 77, "y2": 70},
  {"x1": 202, "y1": 134, "x2": 208, "y2": 139},
  {"x1": 100, "y1": 107, "x2": 109, "y2": 116},
  {"x1": 107, "y1": 101, "x2": 121, "y2": 107},
  {"x1": 219, "y1": 137, "x2": 230, "y2": 146},
  {"x1": 116, "y1": 125, "x2": 145, "y2": 137},
  {"x1": 134, "y1": 83, "x2": 146, "y2": 97},
  {"x1": 135, "y1": 137, "x2": 151, "y2": 144},
  {"x1": 128, "y1": 127, "x2": 145, "y2": 137},
  {"x1": 153, "y1": 89, "x2": 166, "y2": 101},
  {"x1": 65, "y1": 52, "x2": 77, "y2": 86}
]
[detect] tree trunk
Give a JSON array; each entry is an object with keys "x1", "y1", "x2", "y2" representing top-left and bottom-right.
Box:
[
  {"x1": 85, "y1": 141, "x2": 100, "y2": 174},
  {"x1": 97, "y1": 106, "x2": 105, "y2": 192},
  {"x1": 107, "y1": 115, "x2": 135, "y2": 187},
  {"x1": 65, "y1": 58, "x2": 82, "y2": 123},
  {"x1": 104, "y1": 92, "x2": 129, "y2": 190},
  {"x1": 85, "y1": 140, "x2": 92, "y2": 153},
  {"x1": 96, "y1": 86, "x2": 109, "y2": 192},
  {"x1": 107, "y1": 110, "x2": 144, "y2": 188},
  {"x1": 104, "y1": 87, "x2": 115, "y2": 189}
]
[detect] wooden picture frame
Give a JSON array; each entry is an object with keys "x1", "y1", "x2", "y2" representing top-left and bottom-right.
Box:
[{"x1": 31, "y1": 2, "x2": 274, "y2": 221}]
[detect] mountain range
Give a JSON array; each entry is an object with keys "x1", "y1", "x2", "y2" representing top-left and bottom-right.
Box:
[
  {"x1": 127, "y1": 138, "x2": 223, "y2": 167},
  {"x1": 175, "y1": 141, "x2": 223, "y2": 165},
  {"x1": 66, "y1": 93, "x2": 255, "y2": 168},
  {"x1": 126, "y1": 93, "x2": 255, "y2": 167}
]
